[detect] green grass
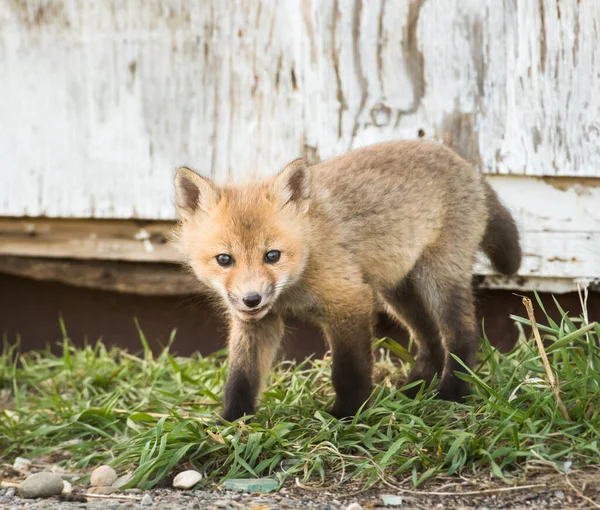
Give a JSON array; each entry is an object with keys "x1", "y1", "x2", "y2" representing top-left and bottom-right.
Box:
[{"x1": 1, "y1": 294, "x2": 599, "y2": 491}]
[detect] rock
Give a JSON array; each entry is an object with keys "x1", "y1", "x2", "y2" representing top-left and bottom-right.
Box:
[
  {"x1": 90, "y1": 465, "x2": 118, "y2": 487},
  {"x1": 224, "y1": 477, "x2": 278, "y2": 493},
  {"x1": 61, "y1": 480, "x2": 73, "y2": 494},
  {"x1": 381, "y1": 494, "x2": 403, "y2": 506},
  {"x1": 112, "y1": 473, "x2": 134, "y2": 489},
  {"x1": 13, "y1": 457, "x2": 32, "y2": 471},
  {"x1": 18, "y1": 472, "x2": 65, "y2": 499},
  {"x1": 173, "y1": 470, "x2": 203, "y2": 490},
  {"x1": 212, "y1": 501, "x2": 233, "y2": 508},
  {"x1": 141, "y1": 493, "x2": 153, "y2": 506},
  {"x1": 345, "y1": 504, "x2": 363, "y2": 510},
  {"x1": 0, "y1": 487, "x2": 16, "y2": 505}
]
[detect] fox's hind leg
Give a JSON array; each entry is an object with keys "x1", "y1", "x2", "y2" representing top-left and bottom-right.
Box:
[
  {"x1": 413, "y1": 255, "x2": 479, "y2": 402},
  {"x1": 381, "y1": 274, "x2": 446, "y2": 397},
  {"x1": 435, "y1": 282, "x2": 478, "y2": 402},
  {"x1": 221, "y1": 315, "x2": 284, "y2": 422}
]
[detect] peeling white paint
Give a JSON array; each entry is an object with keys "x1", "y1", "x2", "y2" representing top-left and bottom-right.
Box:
[
  {"x1": 0, "y1": 1, "x2": 599, "y2": 286},
  {"x1": 2, "y1": 0, "x2": 599, "y2": 219},
  {"x1": 477, "y1": 176, "x2": 600, "y2": 282},
  {"x1": 134, "y1": 228, "x2": 154, "y2": 253}
]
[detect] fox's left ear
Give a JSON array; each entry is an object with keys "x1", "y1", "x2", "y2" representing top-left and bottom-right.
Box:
[
  {"x1": 272, "y1": 158, "x2": 311, "y2": 212},
  {"x1": 174, "y1": 166, "x2": 220, "y2": 220}
]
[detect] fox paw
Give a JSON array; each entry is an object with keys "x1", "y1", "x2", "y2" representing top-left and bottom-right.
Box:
[
  {"x1": 437, "y1": 376, "x2": 470, "y2": 402},
  {"x1": 328, "y1": 399, "x2": 363, "y2": 420}
]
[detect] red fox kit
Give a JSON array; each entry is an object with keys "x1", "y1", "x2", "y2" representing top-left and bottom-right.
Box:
[{"x1": 174, "y1": 141, "x2": 521, "y2": 421}]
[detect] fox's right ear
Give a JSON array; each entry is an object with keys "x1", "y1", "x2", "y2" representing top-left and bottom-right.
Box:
[
  {"x1": 174, "y1": 167, "x2": 220, "y2": 219},
  {"x1": 272, "y1": 158, "x2": 311, "y2": 212}
]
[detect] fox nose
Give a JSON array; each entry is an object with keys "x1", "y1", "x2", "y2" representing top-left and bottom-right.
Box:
[{"x1": 242, "y1": 292, "x2": 262, "y2": 308}]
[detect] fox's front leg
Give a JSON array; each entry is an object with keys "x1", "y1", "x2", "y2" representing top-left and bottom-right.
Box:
[
  {"x1": 322, "y1": 298, "x2": 374, "y2": 419},
  {"x1": 221, "y1": 316, "x2": 284, "y2": 422}
]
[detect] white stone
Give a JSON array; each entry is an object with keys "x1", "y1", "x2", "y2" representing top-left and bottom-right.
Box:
[
  {"x1": 61, "y1": 480, "x2": 72, "y2": 494},
  {"x1": 141, "y1": 493, "x2": 153, "y2": 506},
  {"x1": 345, "y1": 504, "x2": 363, "y2": 510},
  {"x1": 172, "y1": 470, "x2": 203, "y2": 490},
  {"x1": 90, "y1": 465, "x2": 118, "y2": 487},
  {"x1": 13, "y1": 457, "x2": 31, "y2": 471}
]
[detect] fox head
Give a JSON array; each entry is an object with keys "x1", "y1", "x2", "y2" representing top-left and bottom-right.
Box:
[{"x1": 174, "y1": 160, "x2": 311, "y2": 321}]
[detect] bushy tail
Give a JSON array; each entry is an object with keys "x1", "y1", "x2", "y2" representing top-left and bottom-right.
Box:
[{"x1": 481, "y1": 181, "x2": 522, "y2": 275}]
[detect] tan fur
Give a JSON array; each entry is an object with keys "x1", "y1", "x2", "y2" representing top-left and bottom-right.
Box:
[
  {"x1": 173, "y1": 141, "x2": 521, "y2": 419},
  {"x1": 228, "y1": 316, "x2": 283, "y2": 391}
]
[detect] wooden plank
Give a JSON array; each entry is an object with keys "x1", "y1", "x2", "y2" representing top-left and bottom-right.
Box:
[
  {"x1": 0, "y1": 218, "x2": 182, "y2": 263},
  {"x1": 478, "y1": 275, "x2": 599, "y2": 294},
  {"x1": 474, "y1": 231, "x2": 600, "y2": 280},
  {"x1": 0, "y1": 256, "x2": 199, "y2": 296},
  {"x1": 0, "y1": 174, "x2": 599, "y2": 292},
  {"x1": 1, "y1": 1, "x2": 598, "y2": 220},
  {"x1": 498, "y1": 176, "x2": 600, "y2": 233},
  {"x1": 477, "y1": 175, "x2": 600, "y2": 289},
  {"x1": 4, "y1": 215, "x2": 596, "y2": 280},
  {"x1": 1, "y1": 255, "x2": 594, "y2": 297}
]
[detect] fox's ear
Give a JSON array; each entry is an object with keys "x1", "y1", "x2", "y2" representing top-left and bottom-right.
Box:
[
  {"x1": 272, "y1": 158, "x2": 311, "y2": 212},
  {"x1": 174, "y1": 166, "x2": 220, "y2": 219}
]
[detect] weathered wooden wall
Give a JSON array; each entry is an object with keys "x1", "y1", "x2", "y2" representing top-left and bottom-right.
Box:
[{"x1": 1, "y1": 0, "x2": 599, "y2": 290}]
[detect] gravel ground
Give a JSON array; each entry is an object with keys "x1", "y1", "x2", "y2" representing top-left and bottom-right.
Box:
[{"x1": 1, "y1": 472, "x2": 599, "y2": 510}]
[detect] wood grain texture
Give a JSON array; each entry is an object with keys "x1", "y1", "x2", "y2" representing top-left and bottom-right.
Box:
[
  {"x1": 0, "y1": 256, "x2": 199, "y2": 295},
  {"x1": 0, "y1": 218, "x2": 179, "y2": 262},
  {"x1": 1, "y1": 0, "x2": 599, "y2": 220}
]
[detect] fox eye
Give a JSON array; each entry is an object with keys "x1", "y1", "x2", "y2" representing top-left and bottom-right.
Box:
[
  {"x1": 264, "y1": 250, "x2": 281, "y2": 263},
  {"x1": 216, "y1": 254, "x2": 233, "y2": 267}
]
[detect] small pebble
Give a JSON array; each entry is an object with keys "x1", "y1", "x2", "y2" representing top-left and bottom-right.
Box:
[
  {"x1": 13, "y1": 457, "x2": 32, "y2": 471},
  {"x1": 62, "y1": 480, "x2": 73, "y2": 494},
  {"x1": 0, "y1": 487, "x2": 16, "y2": 505},
  {"x1": 381, "y1": 494, "x2": 403, "y2": 506},
  {"x1": 345, "y1": 504, "x2": 363, "y2": 510},
  {"x1": 173, "y1": 470, "x2": 203, "y2": 490},
  {"x1": 19, "y1": 472, "x2": 65, "y2": 499},
  {"x1": 90, "y1": 465, "x2": 118, "y2": 487},
  {"x1": 141, "y1": 493, "x2": 153, "y2": 506}
]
